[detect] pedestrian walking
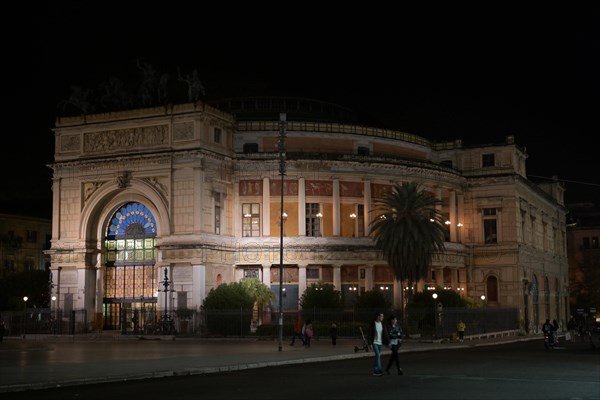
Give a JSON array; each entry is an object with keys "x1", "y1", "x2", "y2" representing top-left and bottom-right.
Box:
[
  {"x1": 290, "y1": 316, "x2": 305, "y2": 346},
  {"x1": 329, "y1": 322, "x2": 338, "y2": 346},
  {"x1": 303, "y1": 319, "x2": 314, "y2": 348},
  {"x1": 369, "y1": 311, "x2": 389, "y2": 376},
  {"x1": 384, "y1": 315, "x2": 403, "y2": 375},
  {"x1": 457, "y1": 320, "x2": 466, "y2": 342},
  {"x1": 567, "y1": 315, "x2": 577, "y2": 342}
]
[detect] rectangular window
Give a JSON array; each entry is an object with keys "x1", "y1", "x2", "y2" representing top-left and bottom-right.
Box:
[
  {"x1": 305, "y1": 203, "x2": 321, "y2": 237},
  {"x1": 357, "y1": 204, "x2": 365, "y2": 237},
  {"x1": 242, "y1": 203, "x2": 261, "y2": 237},
  {"x1": 306, "y1": 268, "x2": 320, "y2": 279},
  {"x1": 214, "y1": 128, "x2": 221, "y2": 144},
  {"x1": 583, "y1": 237, "x2": 590, "y2": 249},
  {"x1": 483, "y1": 208, "x2": 498, "y2": 244},
  {"x1": 482, "y1": 153, "x2": 495, "y2": 167},
  {"x1": 484, "y1": 219, "x2": 497, "y2": 244},
  {"x1": 26, "y1": 230, "x2": 37, "y2": 243},
  {"x1": 214, "y1": 193, "x2": 221, "y2": 235},
  {"x1": 244, "y1": 268, "x2": 259, "y2": 279}
]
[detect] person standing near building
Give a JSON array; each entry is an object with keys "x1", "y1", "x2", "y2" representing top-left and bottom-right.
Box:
[
  {"x1": 329, "y1": 322, "x2": 338, "y2": 346},
  {"x1": 457, "y1": 320, "x2": 466, "y2": 342},
  {"x1": 384, "y1": 315, "x2": 403, "y2": 375},
  {"x1": 369, "y1": 311, "x2": 389, "y2": 376}
]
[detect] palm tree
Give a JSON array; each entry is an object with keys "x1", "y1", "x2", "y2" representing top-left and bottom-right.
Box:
[
  {"x1": 240, "y1": 278, "x2": 275, "y2": 325},
  {"x1": 369, "y1": 181, "x2": 447, "y2": 317}
]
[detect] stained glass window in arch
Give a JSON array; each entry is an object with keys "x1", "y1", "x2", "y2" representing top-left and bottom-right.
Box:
[{"x1": 104, "y1": 202, "x2": 157, "y2": 264}]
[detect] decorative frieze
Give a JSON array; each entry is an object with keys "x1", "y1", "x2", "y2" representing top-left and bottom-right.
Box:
[{"x1": 83, "y1": 125, "x2": 169, "y2": 153}]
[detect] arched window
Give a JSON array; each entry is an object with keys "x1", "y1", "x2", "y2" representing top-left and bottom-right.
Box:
[
  {"x1": 103, "y1": 202, "x2": 158, "y2": 330},
  {"x1": 532, "y1": 274, "x2": 539, "y2": 329},
  {"x1": 555, "y1": 278, "x2": 560, "y2": 323}
]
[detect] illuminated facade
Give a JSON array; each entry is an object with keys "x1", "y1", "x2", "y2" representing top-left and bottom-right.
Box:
[{"x1": 48, "y1": 98, "x2": 568, "y2": 333}]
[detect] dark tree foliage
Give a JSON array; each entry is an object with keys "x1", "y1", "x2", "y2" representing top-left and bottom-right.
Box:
[
  {"x1": 299, "y1": 282, "x2": 342, "y2": 310},
  {"x1": 202, "y1": 282, "x2": 254, "y2": 310},
  {"x1": 0, "y1": 269, "x2": 51, "y2": 310},
  {"x1": 354, "y1": 289, "x2": 392, "y2": 310}
]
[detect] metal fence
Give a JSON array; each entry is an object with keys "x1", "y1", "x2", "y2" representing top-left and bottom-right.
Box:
[{"x1": 0, "y1": 306, "x2": 519, "y2": 339}]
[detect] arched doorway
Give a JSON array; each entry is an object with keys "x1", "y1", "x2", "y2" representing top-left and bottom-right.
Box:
[{"x1": 103, "y1": 202, "x2": 158, "y2": 332}]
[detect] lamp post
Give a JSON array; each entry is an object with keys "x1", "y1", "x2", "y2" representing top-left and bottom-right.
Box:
[
  {"x1": 277, "y1": 112, "x2": 287, "y2": 352},
  {"x1": 480, "y1": 295, "x2": 486, "y2": 333},
  {"x1": 457, "y1": 222, "x2": 463, "y2": 243},
  {"x1": 22, "y1": 296, "x2": 28, "y2": 337},
  {"x1": 432, "y1": 293, "x2": 438, "y2": 339},
  {"x1": 158, "y1": 268, "x2": 172, "y2": 334},
  {"x1": 350, "y1": 213, "x2": 357, "y2": 237},
  {"x1": 51, "y1": 295, "x2": 57, "y2": 334}
]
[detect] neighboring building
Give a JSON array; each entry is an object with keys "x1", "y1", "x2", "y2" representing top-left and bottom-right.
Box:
[
  {"x1": 48, "y1": 97, "x2": 568, "y2": 334},
  {"x1": 0, "y1": 214, "x2": 52, "y2": 277},
  {"x1": 566, "y1": 203, "x2": 600, "y2": 318}
]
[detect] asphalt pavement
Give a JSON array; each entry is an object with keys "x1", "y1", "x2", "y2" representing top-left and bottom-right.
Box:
[{"x1": 0, "y1": 331, "x2": 542, "y2": 393}]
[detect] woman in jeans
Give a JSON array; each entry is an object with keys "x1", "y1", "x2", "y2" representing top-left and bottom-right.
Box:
[{"x1": 385, "y1": 315, "x2": 404, "y2": 375}]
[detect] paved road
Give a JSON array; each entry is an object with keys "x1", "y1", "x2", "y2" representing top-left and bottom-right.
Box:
[
  {"x1": 1, "y1": 333, "x2": 597, "y2": 395},
  {"x1": 1, "y1": 339, "x2": 598, "y2": 400}
]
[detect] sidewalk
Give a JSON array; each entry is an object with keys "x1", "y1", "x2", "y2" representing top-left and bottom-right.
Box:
[{"x1": 0, "y1": 333, "x2": 538, "y2": 393}]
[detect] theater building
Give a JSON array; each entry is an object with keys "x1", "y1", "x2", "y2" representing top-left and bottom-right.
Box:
[{"x1": 48, "y1": 97, "x2": 568, "y2": 333}]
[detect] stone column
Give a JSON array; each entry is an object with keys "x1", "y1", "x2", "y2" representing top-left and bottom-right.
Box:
[
  {"x1": 298, "y1": 177, "x2": 306, "y2": 236},
  {"x1": 262, "y1": 177, "x2": 270, "y2": 236},
  {"x1": 333, "y1": 178, "x2": 340, "y2": 236},
  {"x1": 364, "y1": 179, "x2": 371, "y2": 236},
  {"x1": 365, "y1": 265, "x2": 373, "y2": 291},
  {"x1": 449, "y1": 190, "x2": 457, "y2": 242},
  {"x1": 333, "y1": 264, "x2": 341, "y2": 291},
  {"x1": 298, "y1": 265, "x2": 307, "y2": 302}
]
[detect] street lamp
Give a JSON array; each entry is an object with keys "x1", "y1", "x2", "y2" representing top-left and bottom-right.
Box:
[
  {"x1": 350, "y1": 213, "x2": 357, "y2": 237},
  {"x1": 457, "y1": 222, "x2": 463, "y2": 243},
  {"x1": 480, "y1": 295, "x2": 486, "y2": 333},
  {"x1": 51, "y1": 295, "x2": 57, "y2": 334},
  {"x1": 316, "y1": 212, "x2": 323, "y2": 237},
  {"x1": 158, "y1": 268, "x2": 173, "y2": 334},
  {"x1": 281, "y1": 211, "x2": 288, "y2": 236},
  {"x1": 432, "y1": 293, "x2": 438, "y2": 339},
  {"x1": 22, "y1": 296, "x2": 28, "y2": 337}
]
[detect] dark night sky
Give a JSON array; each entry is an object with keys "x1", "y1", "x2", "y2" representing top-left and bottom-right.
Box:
[{"x1": 2, "y1": 4, "x2": 598, "y2": 219}]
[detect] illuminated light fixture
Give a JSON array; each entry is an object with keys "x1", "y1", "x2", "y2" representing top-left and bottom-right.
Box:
[
  {"x1": 430, "y1": 218, "x2": 435, "y2": 222},
  {"x1": 282, "y1": 212, "x2": 288, "y2": 220},
  {"x1": 349, "y1": 213, "x2": 357, "y2": 219},
  {"x1": 244, "y1": 213, "x2": 252, "y2": 218},
  {"x1": 445, "y1": 220, "x2": 451, "y2": 225},
  {"x1": 380, "y1": 215, "x2": 386, "y2": 219},
  {"x1": 316, "y1": 212, "x2": 323, "y2": 218},
  {"x1": 457, "y1": 222, "x2": 463, "y2": 228}
]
